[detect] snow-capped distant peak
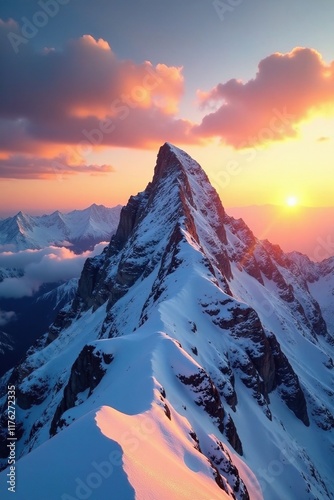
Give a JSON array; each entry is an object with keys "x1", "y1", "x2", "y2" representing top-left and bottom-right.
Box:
[{"x1": 0, "y1": 205, "x2": 122, "y2": 252}]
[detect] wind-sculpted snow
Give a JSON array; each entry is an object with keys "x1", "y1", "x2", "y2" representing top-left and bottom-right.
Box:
[{"x1": 0, "y1": 143, "x2": 333, "y2": 500}]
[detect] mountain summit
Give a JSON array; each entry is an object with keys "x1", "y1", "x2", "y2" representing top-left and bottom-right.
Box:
[{"x1": 0, "y1": 143, "x2": 333, "y2": 499}]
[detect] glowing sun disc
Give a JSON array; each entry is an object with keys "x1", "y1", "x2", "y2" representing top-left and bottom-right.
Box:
[{"x1": 286, "y1": 196, "x2": 298, "y2": 207}]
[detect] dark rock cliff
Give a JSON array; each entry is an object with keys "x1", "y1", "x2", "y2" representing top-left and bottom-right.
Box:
[{"x1": 50, "y1": 345, "x2": 113, "y2": 436}]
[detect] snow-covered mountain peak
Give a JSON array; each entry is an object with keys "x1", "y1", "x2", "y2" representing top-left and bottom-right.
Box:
[
  {"x1": 153, "y1": 142, "x2": 221, "y2": 205},
  {"x1": 0, "y1": 145, "x2": 333, "y2": 499},
  {"x1": 14, "y1": 211, "x2": 35, "y2": 231},
  {"x1": 109, "y1": 142, "x2": 227, "y2": 262},
  {"x1": 153, "y1": 141, "x2": 199, "y2": 178},
  {"x1": 15, "y1": 211, "x2": 29, "y2": 219}
]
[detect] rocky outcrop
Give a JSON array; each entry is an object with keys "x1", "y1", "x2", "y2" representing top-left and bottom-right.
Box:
[
  {"x1": 224, "y1": 219, "x2": 329, "y2": 340},
  {"x1": 46, "y1": 307, "x2": 77, "y2": 344},
  {"x1": 16, "y1": 378, "x2": 49, "y2": 410},
  {"x1": 109, "y1": 194, "x2": 145, "y2": 252},
  {"x1": 178, "y1": 367, "x2": 243, "y2": 454},
  {"x1": 218, "y1": 364, "x2": 238, "y2": 411},
  {"x1": 205, "y1": 438, "x2": 249, "y2": 500},
  {"x1": 73, "y1": 256, "x2": 105, "y2": 311},
  {"x1": 178, "y1": 369, "x2": 226, "y2": 432},
  {"x1": 267, "y1": 333, "x2": 310, "y2": 426},
  {"x1": 202, "y1": 296, "x2": 310, "y2": 425},
  {"x1": 50, "y1": 345, "x2": 113, "y2": 436},
  {"x1": 204, "y1": 301, "x2": 276, "y2": 401}
]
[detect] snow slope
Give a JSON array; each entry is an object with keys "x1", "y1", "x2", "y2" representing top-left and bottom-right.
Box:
[{"x1": 37, "y1": 278, "x2": 79, "y2": 310}]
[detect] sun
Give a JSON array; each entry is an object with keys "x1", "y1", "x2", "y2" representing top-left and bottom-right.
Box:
[{"x1": 285, "y1": 195, "x2": 298, "y2": 207}]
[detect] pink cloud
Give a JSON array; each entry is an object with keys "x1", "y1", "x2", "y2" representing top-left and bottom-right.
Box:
[
  {"x1": 0, "y1": 19, "x2": 193, "y2": 168},
  {"x1": 2, "y1": 17, "x2": 333, "y2": 164},
  {"x1": 195, "y1": 47, "x2": 334, "y2": 148},
  {"x1": 0, "y1": 154, "x2": 115, "y2": 179}
]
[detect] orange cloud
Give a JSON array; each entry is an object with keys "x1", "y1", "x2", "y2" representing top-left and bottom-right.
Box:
[
  {"x1": 80, "y1": 34, "x2": 111, "y2": 51},
  {"x1": 2, "y1": 15, "x2": 332, "y2": 173},
  {"x1": 0, "y1": 19, "x2": 191, "y2": 170},
  {"x1": 194, "y1": 47, "x2": 334, "y2": 148}
]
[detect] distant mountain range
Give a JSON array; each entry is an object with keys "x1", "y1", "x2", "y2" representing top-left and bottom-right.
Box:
[
  {"x1": 0, "y1": 204, "x2": 122, "y2": 375},
  {"x1": 0, "y1": 204, "x2": 122, "y2": 252},
  {"x1": 228, "y1": 205, "x2": 334, "y2": 261}
]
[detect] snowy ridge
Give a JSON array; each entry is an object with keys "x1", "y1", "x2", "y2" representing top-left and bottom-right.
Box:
[
  {"x1": 37, "y1": 278, "x2": 79, "y2": 310},
  {"x1": 0, "y1": 268, "x2": 23, "y2": 282},
  {"x1": 0, "y1": 331, "x2": 13, "y2": 356},
  {"x1": 0, "y1": 144, "x2": 333, "y2": 500},
  {"x1": 0, "y1": 204, "x2": 122, "y2": 252}
]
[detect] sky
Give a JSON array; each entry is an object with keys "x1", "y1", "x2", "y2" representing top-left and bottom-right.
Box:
[{"x1": 0, "y1": 0, "x2": 333, "y2": 217}]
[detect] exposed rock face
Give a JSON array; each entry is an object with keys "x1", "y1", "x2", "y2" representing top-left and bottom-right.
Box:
[
  {"x1": 200, "y1": 295, "x2": 310, "y2": 425},
  {"x1": 183, "y1": 365, "x2": 227, "y2": 434},
  {"x1": 3, "y1": 352, "x2": 48, "y2": 410},
  {"x1": 16, "y1": 378, "x2": 49, "y2": 410},
  {"x1": 267, "y1": 333, "x2": 309, "y2": 425},
  {"x1": 46, "y1": 307, "x2": 77, "y2": 345},
  {"x1": 50, "y1": 345, "x2": 113, "y2": 436},
  {"x1": 111, "y1": 193, "x2": 147, "y2": 252},
  {"x1": 177, "y1": 368, "x2": 242, "y2": 454},
  {"x1": 205, "y1": 438, "x2": 250, "y2": 500},
  {"x1": 74, "y1": 256, "x2": 105, "y2": 310},
  {"x1": 224, "y1": 217, "x2": 329, "y2": 340}
]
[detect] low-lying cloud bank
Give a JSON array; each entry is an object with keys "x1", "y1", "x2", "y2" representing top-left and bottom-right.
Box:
[
  {"x1": 0, "y1": 242, "x2": 108, "y2": 298},
  {"x1": 0, "y1": 309, "x2": 16, "y2": 327}
]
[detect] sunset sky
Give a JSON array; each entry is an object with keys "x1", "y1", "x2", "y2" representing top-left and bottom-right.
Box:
[{"x1": 0, "y1": 0, "x2": 333, "y2": 216}]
